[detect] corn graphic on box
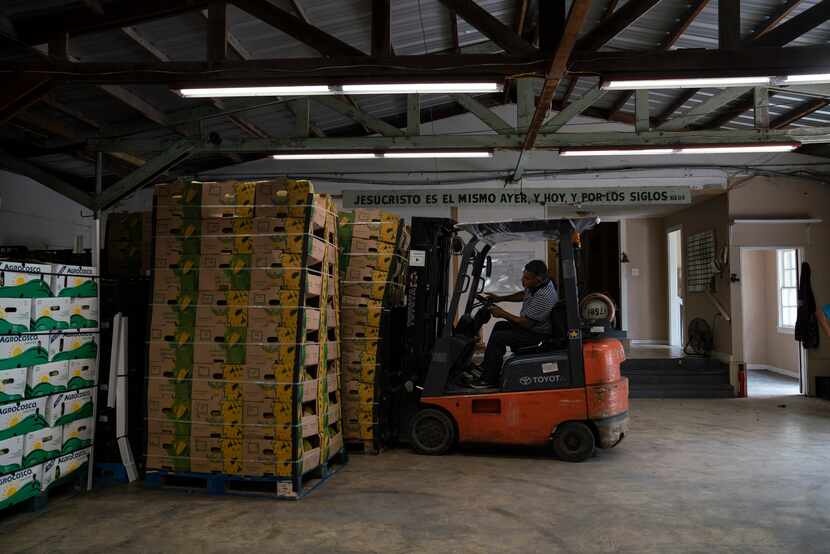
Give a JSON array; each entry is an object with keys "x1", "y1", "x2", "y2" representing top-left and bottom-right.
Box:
[
  {"x1": 22, "y1": 426, "x2": 61, "y2": 467},
  {"x1": 0, "y1": 334, "x2": 49, "y2": 370},
  {"x1": 0, "y1": 262, "x2": 52, "y2": 298},
  {"x1": 25, "y1": 361, "x2": 69, "y2": 397},
  {"x1": 49, "y1": 333, "x2": 97, "y2": 362},
  {"x1": 31, "y1": 297, "x2": 72, "y2": 331},
  {"x1": 0, "y1": 367, "x2": 27, "y2": 403},
  {"x1": 66, "y1": 359, "x2": 97, "y2": 390},
  {"x1": 46, "y1": 388, "x2": 94, "y2": 427},
  {"x1": 61, "y1": 416, "x2": 93, "y2": 454},
  {"x1": 51, "y1": 265, "x2": 97, "y2": 298},
  {"x1": 0, "y1": 464, "x2": 42, "y2": 510},
  {"x1": 0, "y1": 435, "x2": 23, "y2": 474},
  {"x1": 68, "y1": 298, "x2": 99, "y2": 330},
  {"x1": 0, "y1": 397, "x2": 48, "y2": 440},
  {"x1": 0, "y1": 299, "x2": 31, "y2": 334}
]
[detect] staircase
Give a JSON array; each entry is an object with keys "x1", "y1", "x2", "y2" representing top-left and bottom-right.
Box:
[{"x1": 621, "y1": 356, "x2": 734, "y2": 398}]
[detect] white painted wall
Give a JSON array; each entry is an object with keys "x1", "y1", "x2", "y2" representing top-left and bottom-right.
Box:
[{"x1": 0, "y1": 170, "x2": 93, "y2": 250}]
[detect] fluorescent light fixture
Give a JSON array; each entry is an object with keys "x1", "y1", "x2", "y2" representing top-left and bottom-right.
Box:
[
  {"x1": 559, "y1": 148, "x2": 674, "y2": 156},
  {"x1": 383, "y1": 151, "x2": 493, "y2": 159},
  {"x1": 677, "y1": 144, "x2": 797, "y2": 154},
  {"x1": 341, "y1": 82, "x2": 502, "y2": 94},
  {"x1": 780, "y1": 73, "x2": 830, "y2": 85},
  {"x1": 560, "y1": 144, "x2": 798, "y2": 156},
  {"x1": 178, "y1": 85, "x2": 331, "y2": 98},
  {"x1": 601, "y1": 76, "x2": 771, "y2": 90},
  {"x1": 272, "y1": 153, "x2": 378, "y2": 160}
]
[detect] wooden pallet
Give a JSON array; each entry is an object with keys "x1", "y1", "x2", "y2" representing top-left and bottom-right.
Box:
[{"x1": 143, "y1": 449, "x2": 347, "y2": 500}]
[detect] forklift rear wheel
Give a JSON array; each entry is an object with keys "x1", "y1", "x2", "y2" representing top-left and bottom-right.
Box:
[
  {"x1": 552, "y1": 422, "x2": 595, "y2": 462},
  {"x1": 410, "y1": 409, "x2": 456, "y2": 455}
]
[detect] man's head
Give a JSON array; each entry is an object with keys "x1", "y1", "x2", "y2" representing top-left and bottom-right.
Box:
[{"x1": 522, "y1": 260, "x2": 549, "y2": 289}]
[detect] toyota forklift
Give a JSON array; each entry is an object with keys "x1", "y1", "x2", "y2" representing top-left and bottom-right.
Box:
[{"x1": 397, "y1": 218, "x2": 629, "y2": 462}]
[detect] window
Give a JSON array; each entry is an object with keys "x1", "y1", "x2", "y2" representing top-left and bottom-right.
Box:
[{"x1": 777, "y1": 249, "x2": 798, "y2": 330}]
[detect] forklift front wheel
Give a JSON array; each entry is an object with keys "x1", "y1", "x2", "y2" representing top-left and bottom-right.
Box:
[
  {"x1": 552, "y1": 422, "x2": 595, "y2": 462},
  {"x1": 410, "y1": 408, "x2": 456, "y2": 455}
]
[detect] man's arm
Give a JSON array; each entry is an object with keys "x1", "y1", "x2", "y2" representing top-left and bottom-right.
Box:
[
  {"x1": 488, "y1": 305, "x2": 534, "y2": 329},
  {"x1": 479, "y1": 291, "x2": 524, "y2": 303}
]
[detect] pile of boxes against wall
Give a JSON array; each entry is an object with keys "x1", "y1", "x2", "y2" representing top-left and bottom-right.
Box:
[
  {"x1": 146, "y1": 178, "x2": 343, "y2": 497},
  {"x1": 105, "y1": 212, "x2": 152, "y2": 277},
  {"x1": 0, "y1": 262, "x2": 98, "y2": 510},
  {"x1": 339, "y1": 209, "x2": 410, "y2": 453}
]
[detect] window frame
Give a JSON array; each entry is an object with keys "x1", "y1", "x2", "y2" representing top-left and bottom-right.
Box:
[{"x1": 776, "y1": 248, "x2": 798, "y2": 333}]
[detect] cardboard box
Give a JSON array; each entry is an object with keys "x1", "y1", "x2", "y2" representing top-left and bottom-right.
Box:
[
  {"x1": 193, "y1": 325, "x2": 247, "y2": 365},
  {"x1": 153, "y1": 267, "x2": 199, "y2": 295},
  {"x1": 68, "y1": 298, "x2": 98, "y2": 330},
  {"x1": 51, "y1": 265, "x2": 97, "y2": 298},
  {"x1": 106, "y1": 240, "x2": 151, "y2": 277},
  {"x1": 156, "y1": 180, "x2": 202, "y2": 212},
  {"x1": 200, "y1": 180, "x2": 256, "y2": 219},
  {"x1": 30, "y1": 297, "x2": 71, "y2": 331},
  {"x1": 191, "y1": 380, "x2": 242, "y2": 402},
  {"x1": 155, "y1": 216, "x2": 201, "y2": 238},
  {"x1": 342, "y1": 237, "x2": 395, "y2": 256},
  {"x1": 61, "y1": 416, "x2": 93, "y2": 454},
  {"x1": 201, "y1": 217, "x2": 254, "y2": 238},
  {"x1": 197, "y1": 258, "x2": 252, "y2": 291},
  {"x1": 49, "y1": 333, "x2": 97, "y2": 362},
  {"x1": 344, "y1": 221, "x2": 399, "y2": 244},
  {"x1": 22, "y1": 426, "x2": 62, "y2": 467},
  {"x1": 0, "y1": 366, "x2": 27, "y2": 402},
  {"x1": 147, "y1": 341, "x2": 193, "y2": 381},
  {"x1": 147, "y1": 418, "x2": 192, "y2": 438},
  {"x1": 66, "y1": 359, "x2": 96, "y2": 390},
  {"x1": 341, "y1": 305, "x2": 384, "y2": 328},
  {"x1": 145, "y1": 454, "x2": 191, "y2": 473},
  {"x1": 191, "y1": 398, "x2": 241, "y2": 426},
  {"x1": 0, "y1": 298, "x2": 31, "y2": 334},
  {"x1": 0, "y1": 261, "x2": 52, "y2": 298},
  {"x1": 248, "y1": 267, "x2": 306, "y2": 293},
  {"x1": 46, "y1": 388, "x2": 94, "y2": 427},
  {"x1": 26, "y1": 361, "x2": 69, "y2": 397},
  {"x1": 147, "y1": 432, "x2": 190, "y2": 459},
  {"x1": 0, "y1": 465, "x2": 42, "y2": 510},
  {"x1": 248, "y1": 288, "x2": 301, "y2": 308},
  {"x1": 0, "y1": 435, "x2": 23, "y2": 474},
  {"x1": 194, "y1": 291, "x2": 249, "y2": 327},
  {"x1": 106, "y1": 211, "x2": 151, "y2": 243},
  {"x1": 246, "y1": 341, "x2": 319, "y2": 369},
  {"x1": 247, "y1": 307, "x2": 320, "y2": 339},
  {"x1": 200, "y1": 234, "x2": 253, "y2": 256},
  {"x1": 0, "y1": 397, "x2": 48, "y2": 441},
  {"x1": 55, "y1": 447, "x2": 90, "y2": 483},
  {"x1": 253, "y1": 178, "x2": 314, "y2": 218},
  {"x1": 147, "y1": 390, "x2": 191, "y2": 423}
]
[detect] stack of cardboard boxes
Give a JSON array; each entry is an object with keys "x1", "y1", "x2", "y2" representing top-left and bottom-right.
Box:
[
  {"x1": 145, "y1": 178, "x2": 343, "y2": 497},
  {"x1": 0, "y1": 262, "x2": 97, "y2": 511},
  {"x1": 338, "y1": 209, "x2": 410, "y2": 452},
  {"x1": 105, "y1": 212, "x2": 153, "y2": 277}
]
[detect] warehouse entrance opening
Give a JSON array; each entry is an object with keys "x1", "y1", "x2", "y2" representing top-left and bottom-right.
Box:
[
  {"x1": 667, "y1": 228, "x2": 683, "y2": 348},
  {"x1": 739, "y1": 248, "x2": 802, "y2": 397}
]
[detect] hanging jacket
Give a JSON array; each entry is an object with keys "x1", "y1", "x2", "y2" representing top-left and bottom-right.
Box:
[{"x1": 795, "y1": 261, "x2": 819, "y2": 349}]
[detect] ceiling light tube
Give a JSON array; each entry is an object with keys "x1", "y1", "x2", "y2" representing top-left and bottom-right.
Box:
[
  {"x1": 341, "y1": 82, "x2": 502, "y2": 94},
  {"x1": 677, "y1": 144, "x2": 798, "y2": 154},
  {"x1": 272, "y1": 152, "x2": 378, "y2": 160},
  {"x1": 779, "y1": 73, "x2": 830, "y2": 85},
  {"x1": 178, "y1": 85, "x2": 332, "y2": 98},
  {"x1": 559, "y1": 148, "x2": 675, "y2": 156},
  {"x1": 382, "y1": 151, "x2": 493, "y2": 159},
  {"x1": 601, "y1": 76, "x2": 771, "y2": 90}
]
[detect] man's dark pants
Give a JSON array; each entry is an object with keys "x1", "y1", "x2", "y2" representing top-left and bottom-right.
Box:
[{"x1": 480, "y1": 321, "x2": 546, "y2": 385}]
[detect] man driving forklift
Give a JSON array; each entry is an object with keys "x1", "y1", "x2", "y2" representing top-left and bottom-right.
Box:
[{"x1": 464, "y1": 260, "x2": 558, "y2": 388}]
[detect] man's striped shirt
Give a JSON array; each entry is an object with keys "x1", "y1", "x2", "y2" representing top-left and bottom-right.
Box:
[{"x1": 520, "y1": 280, "x2": 558, "y2": 335}]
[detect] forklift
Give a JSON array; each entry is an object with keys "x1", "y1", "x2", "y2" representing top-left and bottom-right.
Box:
[{"x1": 397, "y1": 218, "x2": 629, "y2": 462}]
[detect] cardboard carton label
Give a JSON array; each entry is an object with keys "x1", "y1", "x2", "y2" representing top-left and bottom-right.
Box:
[
  {"x1": 61, "y1": 416, "x2": 93, "y2": 454},
  {"x1": 0, "y1": 397, "x2": 48, "y2": 440},
  {"x1": 31, "y1": 297, "x2": 72, "y2": 331},
  {"x1": 0, "y1": 334, "x2": 49, "y2": 370},
  {"x1": 49, "y1": 333, "x2": 97, "y2": 362},
  {"x1": 0, "y1": 366, "x2": 27, "y2": 402},
  {"x1": 68, "y1": 298, "x2": 99, "y2": 330},
  {"x1": 0, "y1": 435, "x2": 23, "y2": 474},
  {"x1": 52, "y1": 265, "x2": 97, "y2": 298},
  {"x1": 67, "y1": 358, "x2": 97, "y2": 390},
  {"x1": 54, "y1": 447, "x2": 90, "y2": 485},
  {"x1": 46, "y1": 388, "x2": 94, "y2": 427},
  {"x1": 0, "y1": 298, "x2": 31, "y2": 334},
  {"x1": 26, "y1": 361, "x2": 69, "y2": 397},
  {"x1": 0, "y1": 262, "x2": 52, "y2": 298},
  {"x1": 22, "y1": 426, "x2": 61, "y2": 467},
  {"x1": 0, "y1": 465, "x2": 42, "y2": 510}
]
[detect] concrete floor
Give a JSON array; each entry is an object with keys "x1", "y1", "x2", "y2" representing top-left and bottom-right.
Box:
[
  {"x1": 748, "y1": 369, "x2": 801, "y2": 397},
  {"x1": 3, "y1": 396, "x2": 830, "y2": 553}
]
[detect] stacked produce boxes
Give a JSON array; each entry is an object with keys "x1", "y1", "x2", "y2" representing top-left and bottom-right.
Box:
[
  {"x1": 145, "y1": 178, "x2": 343, "y2": 498},
  {"x1": 338, "y1": 210, "x2": 410, "y2": 453},
  {"x1": 0, "y1": 262, "x2": 98, "y2": 511},
  {"x1": 105, "y1": 212, "x2": 153, "y2": 277}
]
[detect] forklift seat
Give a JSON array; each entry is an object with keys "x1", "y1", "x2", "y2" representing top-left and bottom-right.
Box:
[{"x1": 513, "y1": 301, "x2": 568, "y2": 355}]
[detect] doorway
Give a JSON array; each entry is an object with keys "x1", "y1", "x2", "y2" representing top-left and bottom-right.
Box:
[
  {"x1": 739, "y1": 248, "x2": 802, "y2": 396},
  {"x1": 667, "y1": 228, "x2": 683, "y2": 348}
]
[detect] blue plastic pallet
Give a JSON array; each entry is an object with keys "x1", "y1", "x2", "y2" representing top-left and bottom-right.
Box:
[{"x1": 143, "y1": 449, "x2": 347, "y2": 500}]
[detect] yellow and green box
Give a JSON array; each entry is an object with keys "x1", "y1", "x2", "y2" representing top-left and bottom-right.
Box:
[
  {"x1": 0, "y1": 262, "x2": 52, "y2": 298},
  {"x1": 26, "y1": 361, "x2": 69, "y2": 397},
  {"x1": 51, "y1": 265, "x2": 97, "y2": 298},
  {"x1": 61, "y1": 416, "x2": 93, "y2": 454},
  {"x1": 66, "y1": 359, "x2": 96, "y2": 390},
  {"x1": 0, "y1": 299, "x2": 31, "y2": 334},
  {"x1": 0, "y1": 465, "x2": 42, "y2": 510},
  {"x1": 0, "y1": 397, "x2": 48, "y2": 440},
  {"x1": 45, "y1": 388, "x2": 94, "y2": 427},
  {"x1": 30, "y1": 298, "x2": 71, "y2": 331},
  {"x1": 22, "y1": 426, "x2": 62, "y2": 467},
  {"x1": 0, "y1": 435, "x2": 23, "y2": 474},
  {"x1": 49, "y1": 333, "x2": 97, "y2": 362}
]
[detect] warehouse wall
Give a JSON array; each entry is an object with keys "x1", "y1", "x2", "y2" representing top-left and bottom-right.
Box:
[
  {"x1": 664, "y1": 194, "x2": 732, "y2": 356},
  {"x1": 621, "y1": 218, "x2": 668, "y2": 342},
  {"x1": 0, "y1": 170, "x2": 93, "y2": 250},
  {"x1": 729, "y1": 176, "x2": 830, "y2": 395}
]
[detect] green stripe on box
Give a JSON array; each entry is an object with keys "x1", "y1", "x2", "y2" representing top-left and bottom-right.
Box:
[
  {"x1": 0, "y1": 414, "x2": 48, "y2": 441},
  {"x1": 0, "y1": 280, "x2": 52, "y2": 298},
  {"x1": 0, "y1": 479, "x2": 40, "y2": 510},
  {"x1": 0, "y1": 346, "x2": 49, "y2": 369},
  {"x1": 57, "y1": 280, "x2": 97, "y2": 298}
]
